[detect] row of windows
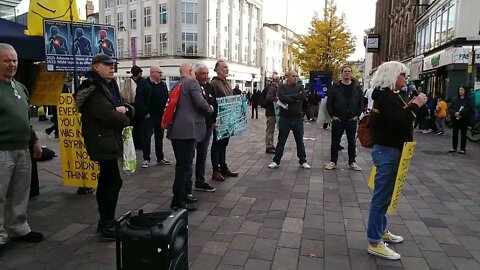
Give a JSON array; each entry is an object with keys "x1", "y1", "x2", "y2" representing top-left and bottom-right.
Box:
[
  {"x1": 117, "y1": 32, "x2": 196, "y2": 56},
  {"x1": 105, "y1": 2, "x2": 197, "y2": 29},
  {"x1": 416, "y1": 1, "x2": 456, "y2": 55}
]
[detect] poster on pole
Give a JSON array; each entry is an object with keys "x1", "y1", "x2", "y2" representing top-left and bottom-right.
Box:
[
  {"x1": 44, "y1": 20, "x2": 116, "y2": 72},
  {"x1": 30, "y1": 63, "x2": 66, "y2": 106},
  {"x1": 368, "y1": 142, "x2": 416, "y2": 214},
  {"x1": 216, "y1": 95, "x2": 247, "y2": 140},
  {"x1": 57, "y1": 93, "x2": 99, "y2": 188}
]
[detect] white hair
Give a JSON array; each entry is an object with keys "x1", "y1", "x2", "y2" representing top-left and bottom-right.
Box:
[
  {"x1": 272, "y1": 73, "x2": 280, "y2": 81},
  {"x1": 370, "y1": 61, "x2": 408, "y2": 90},
  {"x1": 194, "y1": 62, "x2": 209, "y2": 73},
  {"x1": 0, "y1": 43, "x2": 15, "y2": 53}
]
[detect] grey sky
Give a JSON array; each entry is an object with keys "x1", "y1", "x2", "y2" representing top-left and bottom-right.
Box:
[{"x1": 18, "y1": 0, "x2": 375, "y2": 60}]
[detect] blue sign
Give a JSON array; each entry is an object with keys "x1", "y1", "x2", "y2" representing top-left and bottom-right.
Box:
[
  {"x1": 44, "y1": 20, "x2": 116, "y2": 72},
  {"x1": 309, "y1": 71, "x2": 332, "y2": 98},
  {"x1": 216, "y1": 95, "x2": 247, "y2": 140}
]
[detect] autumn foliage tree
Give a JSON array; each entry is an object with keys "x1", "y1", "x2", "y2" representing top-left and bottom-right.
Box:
[{"x1": 293, "y1": 0, "x2": 356, "y2": 79}]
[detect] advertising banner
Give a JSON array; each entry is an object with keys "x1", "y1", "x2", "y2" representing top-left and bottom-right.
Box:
[
  {"x1": 368, "y1": 142, "x2": 416, "y2": 214},
  {"x1": 216, "y1": 95, "x2": 247, "y2": 140},
  {"x1": 57, "y1": 93, "x2": 99, "y2": 188},
  {"x1": 44, "y1": 20, "x2": 116, "y2": 72},
  {"x1": 309, "y1": 71, "x2": 332, "y2": 98}
]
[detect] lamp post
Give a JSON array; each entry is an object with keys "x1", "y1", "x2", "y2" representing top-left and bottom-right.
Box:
[
  {"x1": 466, "y1": 36, "x2": 480, "y2": 90},
  {"x1": 120, "y1": 26, "x2": 136, "y2": 66}
]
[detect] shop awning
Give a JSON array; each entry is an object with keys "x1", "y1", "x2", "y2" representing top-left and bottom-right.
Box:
[{"x1": 0, "y1": 18, "x2": 44, "y2": 61}]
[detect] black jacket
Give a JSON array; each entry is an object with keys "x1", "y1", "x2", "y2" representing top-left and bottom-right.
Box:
[
  {"x1": 251, "y1": 91, "x2": 261, "y2": 107},
  {"x1": 265, "y1": 83, "x2": 278, "y2": 117},
  {"x1": 201, "y1": 82, "x2": 218, "y2": 128},
  {"x1": 448, "y1": 96, "x2": 474, "y2": 124},
  {"x1": 75, "y1": 72, "x2": 134, "y2": 161},
  {"x1": 278, "y1": 83, "x2": 306, "y2": 117},
  {"x1": 135, "y1": 77, "x2": 169, "y2": 117},
  {"x1": 370, "y1": 88, "x2": 419, "y2": 150},
  {"x1": 327, "y1": 80, "x2": 363, "y2": 120}
]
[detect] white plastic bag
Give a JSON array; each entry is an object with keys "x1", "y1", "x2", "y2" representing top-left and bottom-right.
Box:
[
  {"x1": 317, "y1": 97, "x2": 331, "y2": 124},
  {"x1": 122, "y1": 126, "x2": 136, "y2": 174}
]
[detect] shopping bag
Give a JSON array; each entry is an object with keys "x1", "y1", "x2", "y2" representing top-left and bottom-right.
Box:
[{"x1": 122, "y1": 126, "x2": 136, "y2": 174}]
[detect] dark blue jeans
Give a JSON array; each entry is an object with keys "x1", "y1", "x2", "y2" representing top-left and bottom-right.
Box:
[
  {"x1": 367, "y1": 145, "x2": 401, "y2": 243},
  {"x1": 273, "y1": 115, "x2": 306, "y2": 165},
  {"x1": 171, "y1": 139, "x2": 196, "y2": 205},
  {"x1": 211, "y1": 132, "x2": 229, "y2": 172},
  {"x1": 142, "y1": 115, "x2": 164, "y2": 161},
  {"x1": 330, "y1": 120, "x2": 357, "y2": 164}
]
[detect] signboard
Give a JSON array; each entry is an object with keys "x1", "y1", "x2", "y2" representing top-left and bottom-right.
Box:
[
  {"x1": 44, "y1": 20, "x2": 116, "y2": 72},
  {"x1": 58, "y1": 93, "x2": 99, "y2": 188},
  {"x1": 216, "y1": 95, "x2": 247, "y2": 140},
  {"x1": 368, "y1": 142, "x2": 416, "y2": 214},
  {"x1": 30, "y1": 63, "x2": 66, "y2": 106},
  {"x1": 423, "y1": 47, "x2": 480, "y2": 71},
  {"x1": 309, "y1": 71, "x2": 332, "y2": 98}
]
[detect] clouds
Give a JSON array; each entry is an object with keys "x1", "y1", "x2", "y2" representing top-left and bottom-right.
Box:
[{"x1": 263, "y1": 0, "x2": 377, "y2": 60}]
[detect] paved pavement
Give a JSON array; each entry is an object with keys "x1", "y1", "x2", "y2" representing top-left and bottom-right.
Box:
[{"x1": 1, "y1": 112, "x2": 480, "y2": 270}]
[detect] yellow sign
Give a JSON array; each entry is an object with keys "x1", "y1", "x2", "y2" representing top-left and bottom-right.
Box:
[
  {"x1": 468, "y1": 65, "x2": 473, "y2": 74},
  {"x1": 368, "y1": 142, "x2": 417, "y2": 214},
  {"x1": 58, "y1": 93, "x2": 99, "y2": 188},
  {"x1": 30, "y1": 63, "x2": 66, "y2": 106},
  {"x1": 25, "y1": 0, "x2": 81, "y2": 36}
]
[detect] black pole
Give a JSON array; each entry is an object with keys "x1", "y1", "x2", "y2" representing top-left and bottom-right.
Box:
[
  {"x1": 70, "y1": 0, "x2": 78, "y2": 93},
  {"x1": 471, "y1": 45, "x2": 475, "y2": 89}
]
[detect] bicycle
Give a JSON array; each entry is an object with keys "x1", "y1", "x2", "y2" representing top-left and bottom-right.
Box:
[{"x1": 467, "y1": 121, "x2": 480, "y2": 143}]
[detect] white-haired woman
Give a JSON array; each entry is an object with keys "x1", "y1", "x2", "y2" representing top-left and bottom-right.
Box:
[{"x1": 367, "y1": 61, "x2": 427, "y2": 260}]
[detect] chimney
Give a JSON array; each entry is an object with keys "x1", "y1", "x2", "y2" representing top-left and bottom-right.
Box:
[{"x1": 86, "y1": 0, "x2": 94, "y2": 17}]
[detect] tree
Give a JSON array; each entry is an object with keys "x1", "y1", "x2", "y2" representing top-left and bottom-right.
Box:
[{"x1": 292, "y1": 0, "x2": 356, "y2": 79}]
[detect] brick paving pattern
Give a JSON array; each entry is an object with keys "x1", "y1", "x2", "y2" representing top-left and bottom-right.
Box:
[{"x1": 1, "y1": 114, "x2": 480, "y2": 270}]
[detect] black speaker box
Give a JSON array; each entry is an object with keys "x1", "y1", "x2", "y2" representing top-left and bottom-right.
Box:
[{"x1": 115, "y1": 209, "x2": 189, "y2": 270}]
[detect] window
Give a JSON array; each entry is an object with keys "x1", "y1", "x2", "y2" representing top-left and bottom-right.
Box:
[
  {"x1": 430, "y1": 17, "x2": 436, "y2": 49},
  {"x1": 234, "y1": 43, "x2": 239, "y2": 61},
  {"x1": 116, "y1": 0, "x2": 123, "y2": 5},
  {"x1": 181, "y1": 32, "x2": 198, "y2": 55},
  {"x1": 182, "y1": 2, "x2": 198, "y2": 24},
  {"x1": 118, "y1": 38, "x2": 124, "y2": 58},
  {"x1": 223, "y1": 40, "x2": 229, "y2": 58},
  {"x1": 144, "y1": 35, "x2": 152, "y2": 55},
  {"x1": 210, "y1": 36, "x2": 217, "y2": 56},
  {"x1": 105, "y1": 15, "x2": 111, "y2": 25},
  {"x1": 447, "y1": 3, "x2": 456, "y2": 41},
  {"x1": 130, "y1": 10, "x2": 136, "y2": 29},
  {"x1": 144, "y1": 7, "x2": 151, "y2": 27},
  {"x1": 434, "y1": 12, "x2": 441, "y2": 47},
  {"x1": 159, "y1": 3, "x2": 168, "y2": 24},
  {"x1": 159, "y1": 33, "x2": 167, "y2": 55},
  {"x1": 117, "y1": 12, "x2": 123, "y2": 29},
  {"x1": 104, "y1": 0, "x2": 111, "y2": 9}
]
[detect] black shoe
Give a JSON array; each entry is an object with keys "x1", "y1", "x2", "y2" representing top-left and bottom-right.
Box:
[
  {"x1": 184, "y1": 195, "x2": 198, "y2": 203},
  {"x1": 338, "y1": 145, "x2": 345, "y2": 150},
  {"x1": 45, "y1": 128, "x2": 52, "y2": 135},
  {"x1": 448, "y1": 149, "x2": 457, "y2": 153},
  {"x1": 77, "y1": 187, "x2": 94, "y2": 194},
  {"x1": 195, "y1": 183, "x2": 216, "y2": 192},
  {"x1": 99, "y1": 227, "x2": 116, "y2": 242},
  {"x1": 170, "y1": 201, "x2": 197, "y2": 212},
  {"x1": 266, "y1": 148, "x2": 275, "y2": 154},
  {"x1": 11, "y1": 231, "x2": 44, "y2": 242},
  {"x1": 458, "y1": 150, "x2": 466, "y2": 154}
]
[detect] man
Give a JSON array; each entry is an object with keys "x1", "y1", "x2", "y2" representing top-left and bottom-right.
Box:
[
  {"x1": 167, "y1": 63, "x2": 213, "y2": 211},
  {"x1": 122, "y1": 65, "x2": 143, "y2": 148},
  {"x1": 135, "y1": 66, "x2": 170, "y2": 168},
  {"x1": 48, "y1": 25, "x2": 68, "y2": 55},
  {"x1": 130, "y1": 65, "x2": 143, "y2": 83},
  {"x1": 0, "y1": 43, "x2": 44, "y2": 256},
  {"x1": 251, "y1": 89, "x2": 260, "y2": 119},
  {"x1": 265, "y1": 74, "x2": 280, "y2": 154},
  {"x1": 324, "y1": 65, "x2": 363, "y2": 171},
  {"x1": 191, "y1": 63, "x2": 217, "y2": 192},
  {"x1": 233, "y1": 83, "x2": 242, "y2": 95},
  {"x1": 74, "y1": 28, "x2": 92, "y2": 56},
  {"x1": 210, "y1": 60, "x2": 239, "y2": 181},
  {"x1": 268, "y1": 70, "x2": 311, "y2": 169}
]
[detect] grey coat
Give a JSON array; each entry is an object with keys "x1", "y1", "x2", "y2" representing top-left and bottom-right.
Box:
[{"x1": 167, "y1": 78, "x2": 213, "y2": 142}]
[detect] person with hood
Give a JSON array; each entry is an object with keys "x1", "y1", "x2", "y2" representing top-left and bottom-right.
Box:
[
  {"x1": 209, "y1": 60, "x2": 239, "y2": 181},
  {"x1": 366, "y1": 61, "x2": 427, "y2": 260},
  {"x1": 74, "y1": 54, "x2": 134, "y2": 241},
  {"x1": 448, "y1": 85, "x2": 474, "y2": 154},
  {"x1": 324, "y1": 64, "x2": 363, "y2": 171}
]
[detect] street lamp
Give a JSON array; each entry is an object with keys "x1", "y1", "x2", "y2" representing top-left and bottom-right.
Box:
[{"x1": 120, "y1": 26, "x2": 136, "y2": 66}]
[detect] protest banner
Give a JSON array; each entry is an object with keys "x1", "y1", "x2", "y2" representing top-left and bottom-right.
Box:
[
  {"x1": 368, "y1": 141, "x2": 416, "y2": 214},
  {"x1": 57, "y1": 93, "x2": 99, "y2": 188},
  {"x1": 30, "y1": 63, "x2": 66, "y2": 106},
  {"x1": 216, "y1": 95, "x2": 247, "y2": 140}
]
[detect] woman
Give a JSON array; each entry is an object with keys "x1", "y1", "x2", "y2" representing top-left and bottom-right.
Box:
[
  {"x1": 367, "y1": 61, "x2": 427, "y2": 260},
  {"x1": 448, "y1": 86, "x2": 473, "y2": 154},
  {"x1": 74, "y1": 54, "x2": 134, "y2": 241}
]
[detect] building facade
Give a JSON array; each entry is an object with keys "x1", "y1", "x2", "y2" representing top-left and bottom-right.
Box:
[
  {"x1": 389, "y1": 0, "x2": 418, "y2": 64},
  {"x1": 414, "y1": 0, "x2": 480, "y2": 98},
  {"x1": 371, "y1": 0, "x2": 392, "y2": 69},
  {"x1": 100, "y1": 0, "x2": 263, "y2": 90},
  {"x1": 0, "y1": 0, "x2": 21, "y2": 20}
]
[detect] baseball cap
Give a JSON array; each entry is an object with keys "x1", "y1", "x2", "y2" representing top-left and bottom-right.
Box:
[
  {"x1": 92, "y1": 54, "x2": 117, "y2": 65},
  {"x1": 130, "y1": 66, "x2": 143, "y2": 76}
]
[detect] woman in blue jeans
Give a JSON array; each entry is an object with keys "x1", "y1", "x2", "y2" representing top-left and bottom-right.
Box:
[{"x1": 367, "y1": 61, "x2": 427, "y2": 260}]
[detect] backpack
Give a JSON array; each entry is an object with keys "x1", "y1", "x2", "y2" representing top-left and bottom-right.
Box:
[
  {"x1": 357, "y1": 113, "x2": 373, "y2": 148},
  {"x1": 161, "y1": 83, "x2": 183, "y2": 129},
  {"x1": 260, "y1": 83, "x2": 272, "y2": 108},
  {"x1": 36, "y1": 147, "x2": 56, "y2": 161}
]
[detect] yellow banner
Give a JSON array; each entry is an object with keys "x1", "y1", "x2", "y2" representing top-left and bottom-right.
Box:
[
  {"x1": 25, "y1": 0, "x2": 81, "y2": 36},
  {"x1": 30, "y1": 63, "x2": 66, "y2": 106},
  {"x1": 368, "y1": 142, "x2": 417, "y2": 214},
  {"x1": 58, "y1": 93, "x2": 99, "y2": 188}
]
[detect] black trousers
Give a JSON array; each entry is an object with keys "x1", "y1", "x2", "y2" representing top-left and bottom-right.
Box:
[
  {"x1": 452, "y1": 120, "x2": 468, "y2": 151},
  {"x1": 251, "y1": 105, "x2": 258, "y2": 118},
  {"x1": 97, "y1": 159, "x2": 123, "y2": 221},
  {"x1": 331, "y1": 120, "x2": 357, "y2": 164},
  {"x1": 171, "y1": 139, "x2": 196, "y2": 205}
]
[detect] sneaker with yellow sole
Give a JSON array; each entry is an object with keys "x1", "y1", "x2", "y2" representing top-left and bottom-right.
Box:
[
  {"x1": 367, "y1": 242, "x2": 401, "y2": 260},
  {"x1": 382, "y1": 231, "x2": 404, "y2": 243}
]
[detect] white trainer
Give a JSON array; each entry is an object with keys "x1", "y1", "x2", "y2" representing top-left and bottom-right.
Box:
[
  {"x1": 300, "y1": 162, "x2": 311, "y2": 169},
  {"x1": 268, "y1": 162, "x2": 279, "y2": 169}
]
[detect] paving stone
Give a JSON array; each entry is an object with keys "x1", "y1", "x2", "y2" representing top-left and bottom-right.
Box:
[
  {"x1": 220, "y1": 250, "x2": 249, "y2": 266},
  {"x1": 229, "y1": 234, "x2": 256, "y2": 251},
  {"x1": 303, "y1": 214, "x2": 323, "y2": 230},
  {"x1": 240, "y1": 221, "x2": 263, "y2": 235},
  {"x1": 271, "y1": 247, "x2": 299, "y2": 270},
  {"x1": 441, "y1": 244, "x2": 473, "y2": 258},
  {"x1": 325, "y1": 221, "x2": 346, "y2": 236},
  {"x1": 348, "y1": 248, "x2": 377, "y2": 270},
  {"x1": 249, "y1": 238, "x2": 278, "y2": 260},
  {"x1": 300, "y1": 239, "x2": 324, "y2": 258},
  {"x1": 324, "y1": 234, "x2": 348, "y2": 256},
  {"x1": 422, "y1": 251, "x2": 456, "y2": 270},
  {"x1": 449, "y1": 257, "x2": 480, "y2": 270},
  {"x1": 48, "y1": 223, "x2": 89, "y2": 242},
  {"x1": 346, "y1": 231, "x2": 366, "y2": 250},
  {"x1": 190, "y1": 254, "x2": 222, "y2": 270},
  {"x1": 282, "y1": 217, "x2": 303, "y2": 233},
  {"x1": 258, "y1": 227, "x2": 281, "y2": 240},
  {"x1": 201, "y1": 241, "x2": 230, "y2": 256},
  {"x1": 244, "y1": 259, "x2": 272, "y2": 270},
  {"x1": 278, "y1": 232, "x2": 302, "y2": 249},
  {"x1": 405, "y1": 220, "x2": 432, "y2": 236},
  {"x1": 429, "y1": 227, "x2": 461, "y2": 245},
  {"x1": 302, "y1": 228, "x2": 324, "y2": 241},
  {"x1": 298, "y1": 256, "x2": 324, "y2": 270},
  {"x1": 400, "y1": 257, "x2": 429, "y2": 270},
  {"x1": 457, "y1": 235, "x2": 480, "y2": 251},
  {"x1": 324, "y1": 254, "x2": 350, "y2": 270}
]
